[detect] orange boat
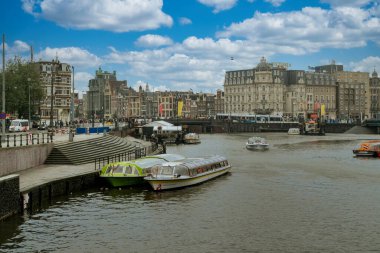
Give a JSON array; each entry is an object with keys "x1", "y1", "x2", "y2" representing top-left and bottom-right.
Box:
[{"x1": 353, "y1": 140, "x2": 380, "y2": 157}]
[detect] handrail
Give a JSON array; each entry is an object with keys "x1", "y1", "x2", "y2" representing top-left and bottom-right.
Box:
[
  {"x1": 94, "y1": 143, "x2": 159, "y2": 171},
  {"x1": 0, "y1": 132, "x2": 54, "y2": 148}
]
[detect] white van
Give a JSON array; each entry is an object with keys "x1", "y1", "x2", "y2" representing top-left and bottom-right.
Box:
[{"x1": 9, "y1": 119, "x2": 30, "y2": 132}]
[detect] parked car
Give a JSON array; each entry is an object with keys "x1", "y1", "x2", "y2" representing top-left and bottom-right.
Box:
[{"x1": 38, "y1": 122, "x2": 47, "y2": 130}]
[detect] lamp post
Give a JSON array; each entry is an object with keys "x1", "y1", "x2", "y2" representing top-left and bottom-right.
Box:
[
  {"x1": 2, "y1": 34, "x2": 5, "y2": 136},
  {"x1": 70, "y1": 66, "x2": 74, "y2": 124},
  {"x1": 27, "y1": 77, "x2": 31, "y2": 129},
  {"x1": 49, "y1": 63, "x2": 55, "y2": 127},
  {"x1": 69, "y1": 66, "x2": 75, "y2": 141}
]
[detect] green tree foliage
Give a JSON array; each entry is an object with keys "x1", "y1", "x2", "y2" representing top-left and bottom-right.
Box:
[{"x1": 1, "y1": 57, "x2": 44, "y2": 119}]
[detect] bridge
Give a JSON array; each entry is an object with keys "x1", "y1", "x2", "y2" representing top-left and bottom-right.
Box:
[
  {"x1": 165, "y1": 119, "x2": 364, "y2": 134},
  {"x1": 361, "y1": 119, "x2": 380, "y2": 134}
]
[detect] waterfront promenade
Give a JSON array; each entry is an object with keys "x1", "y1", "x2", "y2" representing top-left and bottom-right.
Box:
[
  {"x1": 0, "y1": 131, "x2": 157, "y2": 221},
  {"x1": 17, "y1": 133, "x2": 153, "y2": 192}
]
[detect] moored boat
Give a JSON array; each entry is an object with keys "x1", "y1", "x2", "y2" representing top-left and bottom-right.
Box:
[
  {"x1": 246, "y1": 137, "x2": 269, "y2": 150},
  {"x1": 144, "y1": 155, "x2": 231, "y2": 191},
  {"x1": 353, "y1": 140, "x2": 380, "y2": 157},
  {"x1": 183, "y1": 133, "x2": 201, "y2": 144},
  {"x1": 99, "y1": 154, "x2": 185, "y2": 187},
  {"x1": 288, "y1": 128, "x2": 300, "y2": 135}
]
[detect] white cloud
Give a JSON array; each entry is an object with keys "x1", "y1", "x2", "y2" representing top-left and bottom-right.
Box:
[
  {"x1": 135, "y1": 34, "x2": 173, "y2": 48},
  {"x1": 104, "y1": 37, "x2": 268, "y2": 92},
  {"x1": 264, "y1": 0, "x2": 285, "y2": 7},
  {"x1": 13, "y1": 40, "x2": 31, "y2": 53},
  {"x1": 217, "y1": 6, "x2": 380, "y2": 53},
  {"x1": 349, "y1": 56, "x2": 380, "y2": 73},
  {"x1": 179, "y1": 17, "x2": 192, "y2": 25},
  {"x1": 37, "y1": 47, "x2": 102, "y2": 68},
  {"x1": 74, "y1": 71, "x2": 94, "y2": 91},
  {"x1": 197, "y1": 0, "x2": 237, "y2": 13},
  {"x1": 22, "y1": 0, "x2": 173, "y2": 32}
]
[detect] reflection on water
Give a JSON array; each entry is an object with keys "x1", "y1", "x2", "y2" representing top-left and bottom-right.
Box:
[{"x1": 1, "y1": 133, "x2": 380, "y2": 252}]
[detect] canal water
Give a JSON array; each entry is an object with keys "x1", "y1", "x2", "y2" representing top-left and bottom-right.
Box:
[{"x1": 1, "y1": 133, "x2": 380, "y2": 252}]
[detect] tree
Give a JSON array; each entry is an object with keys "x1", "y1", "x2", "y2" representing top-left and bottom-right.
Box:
[{"x1": 0, "y1": 57, "x2": 44, "y2": 119}]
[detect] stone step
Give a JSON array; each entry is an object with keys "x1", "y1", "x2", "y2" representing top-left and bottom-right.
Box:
[{"x1": 45, "y1": 135, "x2": 139, "y2": 165}]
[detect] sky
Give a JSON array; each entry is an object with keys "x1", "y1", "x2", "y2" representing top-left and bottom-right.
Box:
[{"x1": 1, "y1": 0, "x2": 380, "y2": 94}]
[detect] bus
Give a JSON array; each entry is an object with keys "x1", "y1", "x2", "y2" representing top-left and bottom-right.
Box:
[{"x1": 9, "y1": 119, "x2": 29, "y2": 132}]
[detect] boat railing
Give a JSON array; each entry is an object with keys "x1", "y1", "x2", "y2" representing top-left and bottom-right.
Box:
[{"x1": 94, "y1": 142, "x2": 159, "y2": 171}]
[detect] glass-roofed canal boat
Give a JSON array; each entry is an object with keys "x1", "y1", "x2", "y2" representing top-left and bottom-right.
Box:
[
  {"x1": 99, "y1": 154, "x2": 185, "y2": 187},
  {"x1": 144, "y1": 155, "x2": 231, "y2": 191}
]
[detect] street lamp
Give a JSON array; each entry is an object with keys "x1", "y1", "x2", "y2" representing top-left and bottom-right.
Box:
[
  {"x1": 50, "y1": 63, "x2": 55, "y2": 127},
  {"x1": 27, "y1": 77, "x2": 31, "y2": 129},
  {"x1": 70, "y1": 66, "x2": 74, "y2": 124},
  {"x1": 69, "y1": 66, "x2": 75, "y2": 142},
  {"x1": 2, "y1": 34, "x2": 6, "y2": 136}
]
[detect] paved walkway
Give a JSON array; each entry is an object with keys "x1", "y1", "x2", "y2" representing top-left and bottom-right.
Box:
[{"x1": 17, "y1": 133, "x2": 153, "y2": 192}]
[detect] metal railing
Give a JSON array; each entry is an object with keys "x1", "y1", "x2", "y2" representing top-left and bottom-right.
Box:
[
  {"x1": 94, "y1": 143, "x2": 159, "y2": 171},
  {"x1": 0, "y1": 132, "x2": 54, "y2": 148}
]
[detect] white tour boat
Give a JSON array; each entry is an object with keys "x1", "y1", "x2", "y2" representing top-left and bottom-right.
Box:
[
  {"x1": 183, "y1": 133, "x2": 201, "y2": 144},
  {"x1": 144, "y1": 155, "x2": 231, "y2": 191},
  {"x1": 246, "y1": 137, "x2": 269, "y2": 150}
]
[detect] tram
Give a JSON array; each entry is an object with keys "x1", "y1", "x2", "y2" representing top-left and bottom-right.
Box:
[{"x1": 216, "y1": 113, "x2": 283, "y2": 123}]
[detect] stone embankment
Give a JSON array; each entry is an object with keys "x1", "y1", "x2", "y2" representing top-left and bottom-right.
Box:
[{"x1": 0, "y1": 133, "x2": 161, "y2": 221}]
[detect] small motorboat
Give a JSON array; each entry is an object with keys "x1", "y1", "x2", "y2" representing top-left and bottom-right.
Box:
[
  {"x1": 183, "y1": 133, "x2": 201, "y2": 144},
  {"x1": 353, "y1": 140, "x2": 380, "y2": 157},
  {"x1": 288, "y1": 128, "x2": 300, "y2": 135},
  {"x1": 246, "y1": 137, "x2": 269, "y2": 150}
]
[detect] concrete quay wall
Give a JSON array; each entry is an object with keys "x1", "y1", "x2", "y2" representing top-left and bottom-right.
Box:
[
  {"x1": 0, "y1": 143, "x2": 54, "y2": 177},
  {"x1": 20, "y1": 172, "x2": 100, "y2": 215},
  {"x1": 0, "y1": 175, "x2": 20, "y2": 221}
]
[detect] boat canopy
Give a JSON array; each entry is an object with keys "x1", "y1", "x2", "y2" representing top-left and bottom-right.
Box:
[{"x1": 247, "y1": 137, "x2": 267, "y2": 144}]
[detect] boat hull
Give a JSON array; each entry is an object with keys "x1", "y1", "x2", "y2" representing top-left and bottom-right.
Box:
[
  {"x1": 184, "y1": 139, "x2": 201, "y2": 144},
  {"x1": 146, "y1": 167, "x2": 230, "y2": 191},
  {"x1": 246, "y1": 144, "x2": 269, "y2": 150},
  {"x1": 353, "y1": 150, "x2": 380, "y2": 157},
  {"x1": 101, "y1": 176, "x2": 146, "y2": 187}
]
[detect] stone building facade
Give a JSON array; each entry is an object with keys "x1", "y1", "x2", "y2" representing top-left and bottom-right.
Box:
[
  {"x1": 224, "y1": 57, "x2": 287, "y2": 116},
  {"x1": 369, "y1": 70, "x2": 380, "y2": 118},
  {"x1": 37, "y1": 59, "x2": 72, "y2": 125}
]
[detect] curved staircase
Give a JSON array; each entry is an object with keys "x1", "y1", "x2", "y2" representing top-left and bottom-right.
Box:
[{"x1": 44, "y1": 135, "x2": 137, "y2": 165}]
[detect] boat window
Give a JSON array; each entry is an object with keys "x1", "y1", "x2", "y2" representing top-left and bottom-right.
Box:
[
  {"x1": 124, "y1": 165, "x2": 133, "y2": 174},
  {"x1": 189, "y1": 168, "x2": 197, "y2": 176},
  {"x1": 142, "y1": 168, "x2": 151, "y2": 174},
  {"x1": 105, "y1": 166, "x2": 113, "y2": 174},
  {"x1": 160, "y1": 166, "x2": 174, "y2": 175},
  {"x1": 113, "y1": 165, "x2": 124, "y2": 173},
  {"x1": 132, "y1": 167, "x2": 139, "y2": 175},
  {"x1": 174, "y1": 166, "x2": 189, "y2": 176},
  {"x1": 151, "y1": 165, "x2": 160, "y2": 176}
]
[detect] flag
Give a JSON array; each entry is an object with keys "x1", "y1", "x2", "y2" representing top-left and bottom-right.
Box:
[
  {"x1": 177, "y1": 100, "x2": 183, "y2": 117},
  {"x1": 313, "y1": 102, "x2": 320, "y2": 112},
  {"x1": 159, "y1": 103, "x2": 163, "y2": 116},
  {"x1": 320, "y1": 104, "x2": 326, "y2": 116}
]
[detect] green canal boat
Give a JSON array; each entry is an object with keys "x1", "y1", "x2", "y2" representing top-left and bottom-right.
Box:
[{"x1": 99, "y1": 154, "x2": 185, "y2": 187}]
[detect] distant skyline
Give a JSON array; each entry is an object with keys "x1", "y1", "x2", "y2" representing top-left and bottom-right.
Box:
[{"x1": 1, "y1": 0, "x2": 380, "y2": 93}]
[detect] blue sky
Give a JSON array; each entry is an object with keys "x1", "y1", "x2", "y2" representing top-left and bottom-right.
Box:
[{"x1": 1, "y1": 0, "x2": 380, "y2": 94}]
